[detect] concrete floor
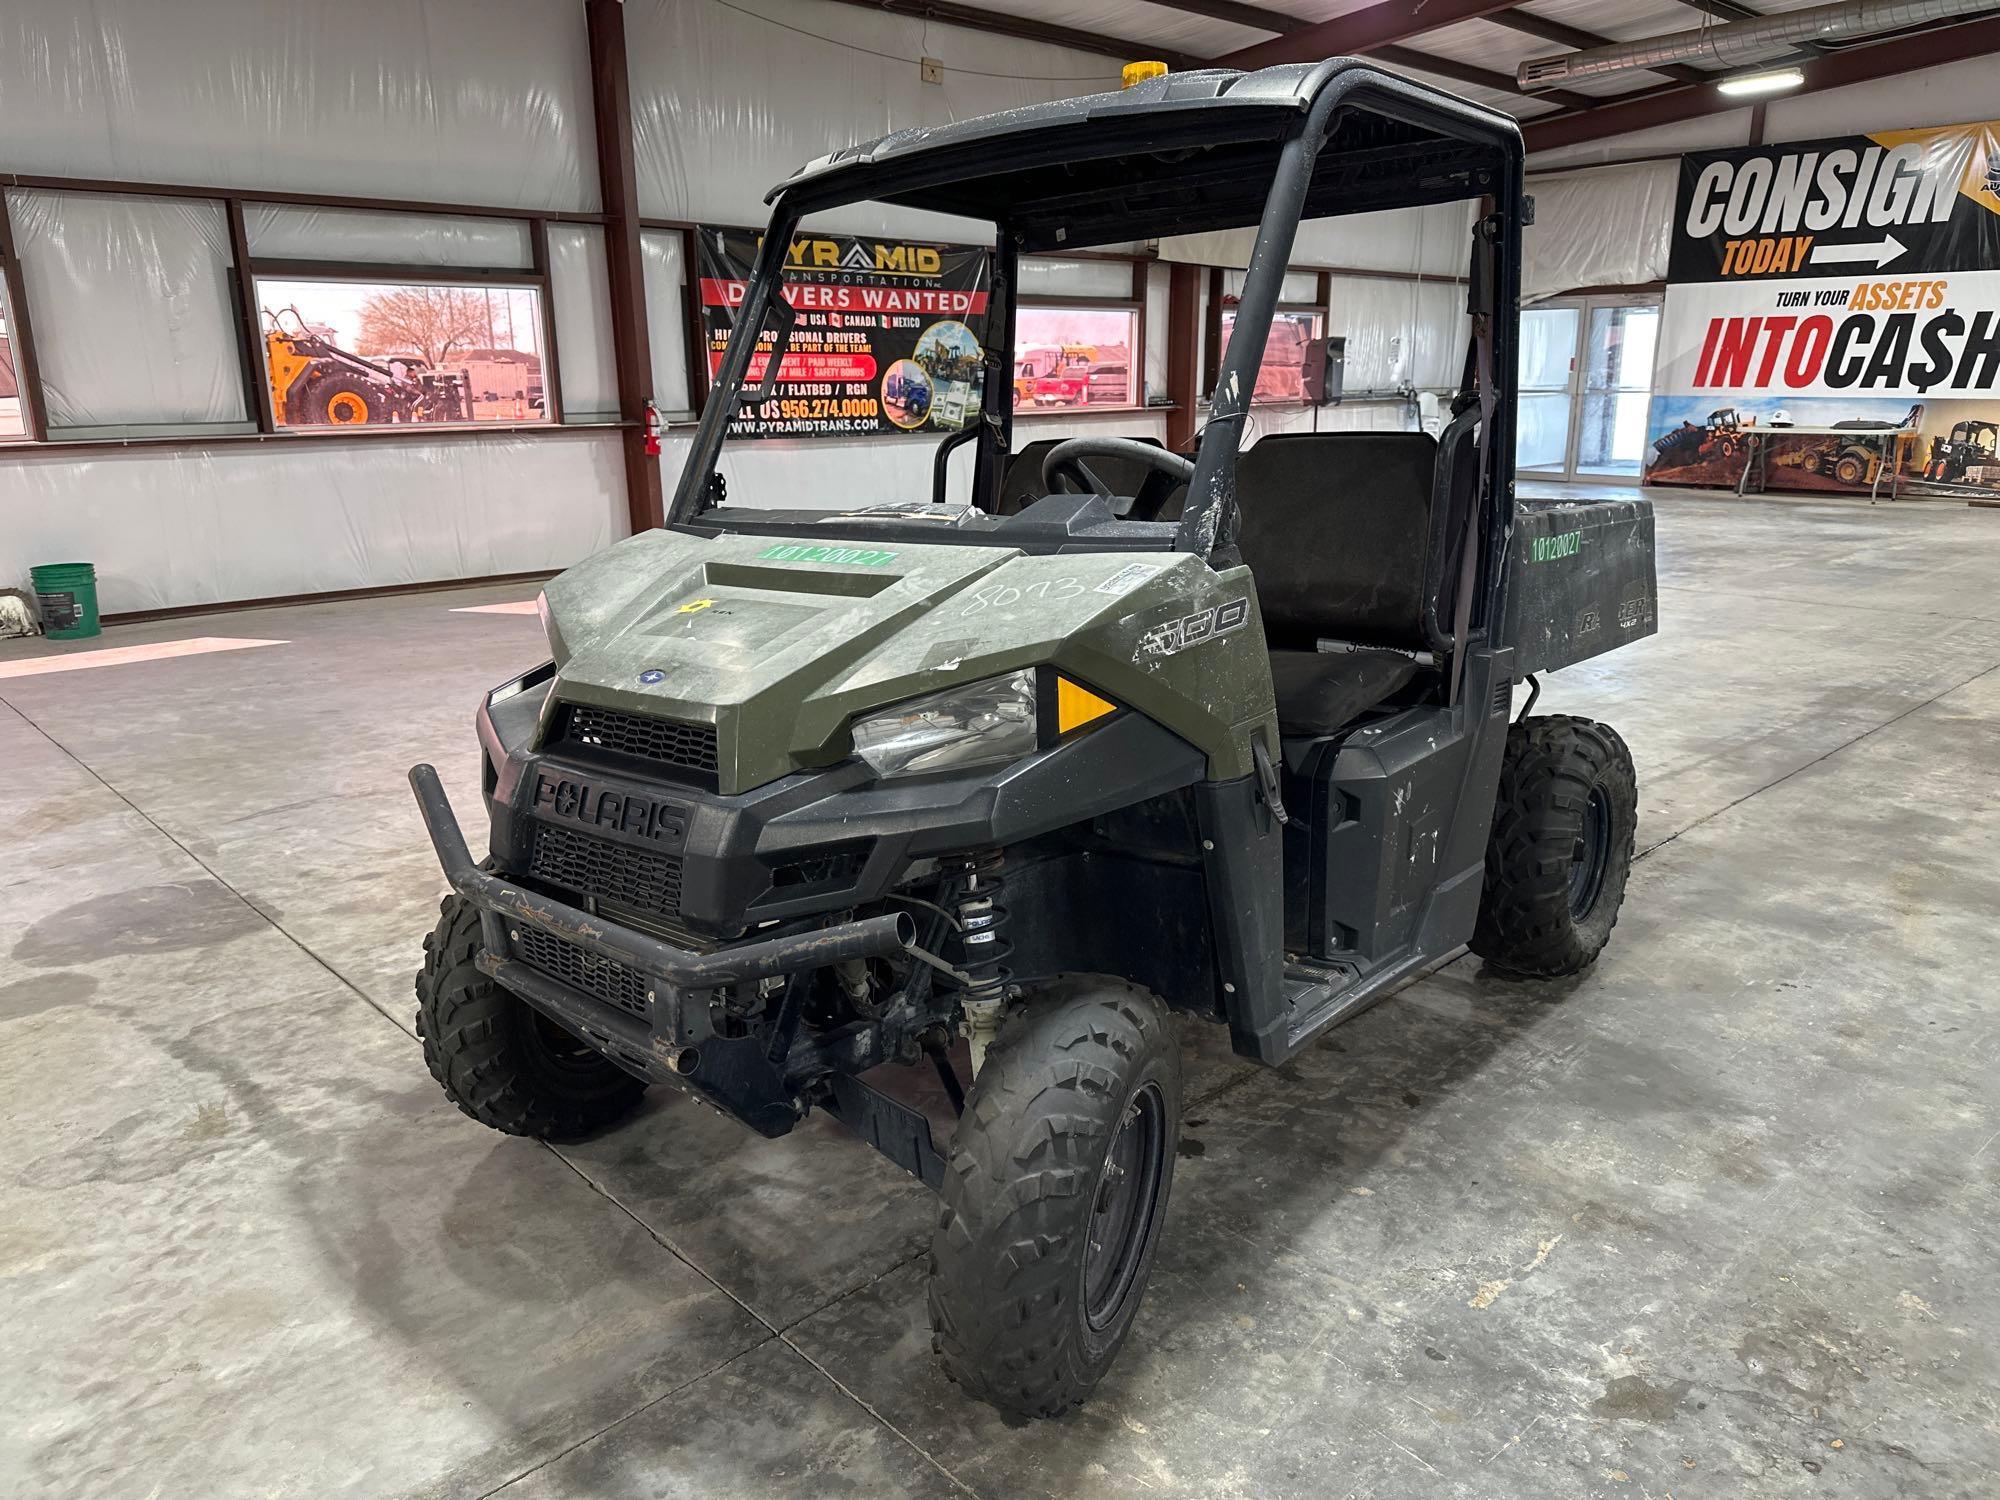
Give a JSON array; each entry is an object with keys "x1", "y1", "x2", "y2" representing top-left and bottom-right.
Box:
[{"x1": 4, "y1": 486, "x2": 1998, "y2": 1498}]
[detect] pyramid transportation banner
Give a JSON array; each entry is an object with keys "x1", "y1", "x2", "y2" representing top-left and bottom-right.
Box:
[
  {"x1": 697, "y1": 227, "x2": 991, "y2": 441},
  {"x1": 1646, "y1": 120, "x2": 2000, "y2": 494}
]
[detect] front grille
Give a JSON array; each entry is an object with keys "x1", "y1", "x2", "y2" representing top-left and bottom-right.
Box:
[
  {"x1": 531, "y1": 824, "x2": 683, "y2": 916},
  {"x1": 516, "y1": 927, "x2": 650, "y2": 1020},
  {"x1": 557, "y1": 704, "x2": 718, "y2": 777},
  {"x1": 769, "y1": 841, "x2": 871, "y2": 890}
]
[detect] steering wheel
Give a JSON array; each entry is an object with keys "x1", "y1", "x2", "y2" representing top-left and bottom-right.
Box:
[{"x1": 1042, "y1": 437, "x2": 1195, "y2": 503}]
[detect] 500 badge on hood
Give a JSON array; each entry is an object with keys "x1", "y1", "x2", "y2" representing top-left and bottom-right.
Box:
[{"x1": 1133, "y1": 598, "x2": 1249, "y2": 660}]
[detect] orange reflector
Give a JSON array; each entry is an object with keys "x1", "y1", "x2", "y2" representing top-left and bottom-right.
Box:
[{"x1": 1056, "y1": 676, "x2": 1117, "y2": 735}]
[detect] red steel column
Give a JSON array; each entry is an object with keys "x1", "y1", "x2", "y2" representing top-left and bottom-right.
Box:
[
  {"x1": 1165, "y1": 262, "x2": 1202, "y2": 454},
  {"x1": 585, "y1": 0, "x2": 663, "y2": 533}
]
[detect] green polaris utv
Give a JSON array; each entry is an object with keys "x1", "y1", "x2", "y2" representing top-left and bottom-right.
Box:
[{"x1": 409, "y1": 59, "x2": 1656, "y2": 1418}]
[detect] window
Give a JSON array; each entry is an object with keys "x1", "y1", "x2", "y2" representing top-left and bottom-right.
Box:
[
  {"x1": 1014, "y1": 305, "x2": 1139, "y2": 411},
  {"x1": 641, "y1": 229, "x2": 695, "y2": 418},
  {"x1": 0, "y1": 294, "x2": 24, "y2": 441},
  {"x1": 10, "y1": 191, "x2": 246, "y2": 440},
  {"x1": 1217, "y1": 305, "x2": 1326, "y2": 404},
  {"x1": 253, "y1": 277, "x2": 551, "y2": 428}
]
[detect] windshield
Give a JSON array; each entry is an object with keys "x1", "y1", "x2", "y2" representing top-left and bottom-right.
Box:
[
  {"x1": 674, "y1": 196, "x2": 1026, "y2": 531},
  {"x1": 667, "y1": 77, "x2": 1518, "y2": 558},
  {"x1": 670, "y1": 169, "x2": 1302, "y2": 553},
  {"x1": 667, "y1": 119, "x2": 1312, "y2": 546}
]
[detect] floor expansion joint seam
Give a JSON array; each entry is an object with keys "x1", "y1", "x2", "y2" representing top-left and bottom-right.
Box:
[
  {"x1": 0, "y1": 691, "x2": 418, "y2": 1040},
  {"x1": 470, "y1": 1337, "x2": 781, "y2": 1499},
  {"x1": 0, "y1": 690, "x2": 980, "y2": 1500},
  {"x1": 541, "y1": 1145, "x2": 982, "y2": 1499},
  {"x1": 1633, "y1": 655, "x2": 2000, "y2": 863}
]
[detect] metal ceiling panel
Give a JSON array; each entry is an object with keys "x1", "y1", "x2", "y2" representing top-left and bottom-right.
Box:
[
  {"x1": 884, "y1": 0, "x2": 1944, "y2": 118},
  {"x1": 1509, "y1": 0, "x2": 1713, "y2": 44},
  {"x1": 929, "y1": 0, "x2": 1267, "y2": 58},
  {"x1": 1403, "y1": 19, "x2": 1558, "y2": 68}
]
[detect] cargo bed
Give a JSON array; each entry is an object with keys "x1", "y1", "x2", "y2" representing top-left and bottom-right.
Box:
[{"x1": 1507, "y1": 497, "x2": 1657, "y2": 676}]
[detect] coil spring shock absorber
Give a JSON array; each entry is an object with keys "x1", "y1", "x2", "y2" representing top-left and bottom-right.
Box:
[{"x1": 956, "y1": 852, "x2": 1011, "y2": 1077}]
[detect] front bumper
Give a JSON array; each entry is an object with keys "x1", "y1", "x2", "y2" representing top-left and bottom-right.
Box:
[
  {"x1": 409, "y1": 762, "x2": 915, "y2": 1133},
  {"x1": 476, "y1": 669, "x2": 1207, "y2": 941}
]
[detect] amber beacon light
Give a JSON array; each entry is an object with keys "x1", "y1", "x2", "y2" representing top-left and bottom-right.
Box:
[{"x1": 1122, "y1": 60, "x2": 1169, "y2": 88}]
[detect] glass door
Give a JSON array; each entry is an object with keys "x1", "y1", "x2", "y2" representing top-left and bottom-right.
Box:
[
  {"x1": 1515, "y1": 296, "x2": 1661, "y2": 481},
  {"x1": 1572, "y1": 301, "x2": 1661, "y2": 479},
  {"x1": 1516, "y1": 305, "x2": 1578, "y2": 474}
]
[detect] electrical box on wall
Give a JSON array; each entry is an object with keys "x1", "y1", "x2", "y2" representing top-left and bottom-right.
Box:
[
  {"x1": 920, "y1": 57, "x2": 944, "y2": 85},
  {"x1": 1302, "y1": 336, "x2": 1345, "y2": 406}
]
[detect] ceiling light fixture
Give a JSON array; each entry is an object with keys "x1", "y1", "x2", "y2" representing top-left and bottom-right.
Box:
[{"x1": 1717, "y1": 65, "x2": 1806, "y2": 97}]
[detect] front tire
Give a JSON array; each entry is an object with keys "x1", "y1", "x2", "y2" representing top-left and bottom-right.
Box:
[
  {"x1": 299, "y1": 376, "x2": 380, "y2": 426},
  {"x1": 928, "y1": 977, "x2": 1180, "y2": 1418},
  {"x1": 415, "y1": 893, "x2": 647, "y2": 1139},
  {"x1": 1472, "y1": 715, "x2": 1637, "y2": 979}
]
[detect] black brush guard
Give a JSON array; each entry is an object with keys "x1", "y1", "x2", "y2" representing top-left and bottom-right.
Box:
[{"x1": 408, "y1": 763, "x2": 919, "y2": 1138}]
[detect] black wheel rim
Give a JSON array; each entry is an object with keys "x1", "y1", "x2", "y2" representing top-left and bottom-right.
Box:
[
  {"x1": 1569, "y1": 784, "x2": 1613, "y2": 919},
  {"x1": 522, "y1": 1004, "x2": 613, "y2": 1085},
  {"x1": 1083, "y1": 1082, "x2": 1167, "y2": 1331}
]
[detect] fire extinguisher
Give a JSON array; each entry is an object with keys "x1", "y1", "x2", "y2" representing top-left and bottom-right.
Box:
[{"x1": 643, "y1": 398, "x2": 663, "y2": 457}]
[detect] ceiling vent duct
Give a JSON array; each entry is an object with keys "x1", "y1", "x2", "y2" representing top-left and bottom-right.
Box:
[{"x1": 1517, "y1": 0, "x2": 1997, "y2": 89}]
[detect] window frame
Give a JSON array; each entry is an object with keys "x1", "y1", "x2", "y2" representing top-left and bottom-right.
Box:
[
  {"x1": 0, "y1": 171, "x2": 615, "y2": 456},
  {"x1": 1213, "y1": 299, "x2": 1330, "y2": 408},
  {"x1": 0, "y1": 193, "x2": 48, "y2": 443},
  {"x1": 1012, "y1": 293, "x2": 1146, "y2": 417},
  {"x1": 245, "y1": 255, "x2": 562, "y2": 434},
  {"x1": 0, "y1": 173, "x2": 1169, "y2": 456}
]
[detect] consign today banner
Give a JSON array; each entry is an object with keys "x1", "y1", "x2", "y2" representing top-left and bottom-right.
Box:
[{"x1": 1645, "y1": 119, "x2": 2000, "y2": 494}]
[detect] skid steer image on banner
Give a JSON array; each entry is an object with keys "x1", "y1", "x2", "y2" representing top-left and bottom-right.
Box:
[
  {"x1": 406, "y1": 59, "x2": 1658, "y2": 1419},
  {"x1": 1926, "y1": 419, "x2": 2000, "y2": 487}
]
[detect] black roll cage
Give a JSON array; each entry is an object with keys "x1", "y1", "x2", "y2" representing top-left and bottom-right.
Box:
[{"x1": 667, "y1": 61, "x2": 1524, "y2": 609}]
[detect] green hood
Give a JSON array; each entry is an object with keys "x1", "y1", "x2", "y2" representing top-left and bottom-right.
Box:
[{"x1": 538, "y1": 527, "x2": 1276, "y2": 793}]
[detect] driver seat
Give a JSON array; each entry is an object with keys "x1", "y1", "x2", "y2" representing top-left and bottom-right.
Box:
[
  {"x1": 1234, "y1": 428, "x2": 1471, "y2": 735},
  {"x1": 1265, "y1": 648, "x2": 1417, "y2": 736}
]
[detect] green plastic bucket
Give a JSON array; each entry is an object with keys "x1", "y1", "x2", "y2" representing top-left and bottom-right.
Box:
[{"x1": 31, "y1": 562, "x2": 100, "y2": 640}]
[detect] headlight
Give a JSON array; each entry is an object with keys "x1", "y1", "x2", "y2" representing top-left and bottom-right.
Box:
[{"x1": 851, "y1": 670, "x2": 1038, "y2": 778}]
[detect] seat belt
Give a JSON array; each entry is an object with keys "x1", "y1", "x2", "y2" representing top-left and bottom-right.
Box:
[{"x1": 1448, "y1": 217, "x2": 1498, "y2": 709}]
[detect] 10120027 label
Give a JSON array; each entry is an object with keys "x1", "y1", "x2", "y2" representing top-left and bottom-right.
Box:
[
  {"x1": 757, "y1": 543, "x2": 898, "y2": 567},
  {"x1": 1530, "y1": 530, "x2": 1582, "y2": 563}
]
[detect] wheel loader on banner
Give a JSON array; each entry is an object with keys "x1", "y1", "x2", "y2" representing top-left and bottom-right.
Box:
[{"x1": 406, "y1": 60, "x2": 1658, "y2": 1418}]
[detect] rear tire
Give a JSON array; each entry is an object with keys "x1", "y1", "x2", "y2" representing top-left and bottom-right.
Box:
[
  {"x1": 1472, "y1": 715, "x2": 1637, "y2": 979},
  {"x1": 928, "y1": 977, "x2": 1180, "y2": 1418},
  {"x1": 415, "y1": 893, "x2": 646, "y2": 1139},
  {"x1": 1835, "y1": 452, "x2": 1867, "y2": 486}
]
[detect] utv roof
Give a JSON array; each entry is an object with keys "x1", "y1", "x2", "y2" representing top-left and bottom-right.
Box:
[{"x1": 770, "y1": 60, "x2": 1521, "y2": 250}]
